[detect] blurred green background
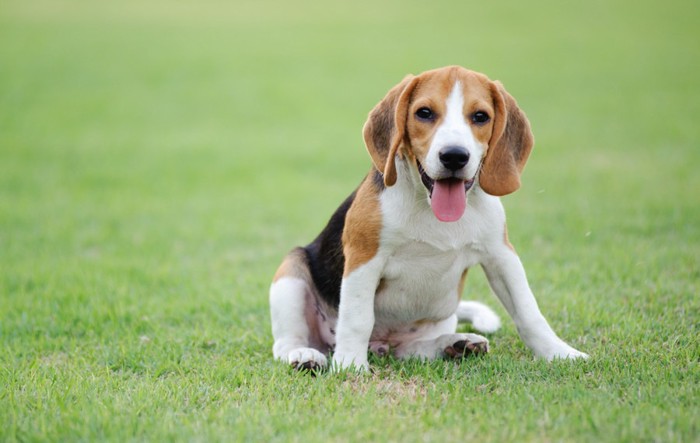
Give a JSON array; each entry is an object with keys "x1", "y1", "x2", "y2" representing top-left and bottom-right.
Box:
[{"x1": 1, "y1": 1, "x2": 698, "y2": 441}]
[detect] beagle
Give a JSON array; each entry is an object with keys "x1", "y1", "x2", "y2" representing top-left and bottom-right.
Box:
[{"x1": 270, "y1": 66, "x2": 588, "y2": 371}]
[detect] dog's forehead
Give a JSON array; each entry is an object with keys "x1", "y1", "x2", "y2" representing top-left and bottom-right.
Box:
[{"x1": 413, "y1": 68, "x2": 492, "y2": 106}]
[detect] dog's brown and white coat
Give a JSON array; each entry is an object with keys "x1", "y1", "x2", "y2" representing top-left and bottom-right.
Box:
[{"x1": 270, "y1": 66, "x2": 587, "y2": 371}]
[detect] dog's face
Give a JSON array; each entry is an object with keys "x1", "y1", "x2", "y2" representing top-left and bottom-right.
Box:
[
  {"x1": 405, "y1": 70, "x2": 496, "y2": 221},
  {"x1": 364, "y1": 66, "x2": 534, "y2": 222}
]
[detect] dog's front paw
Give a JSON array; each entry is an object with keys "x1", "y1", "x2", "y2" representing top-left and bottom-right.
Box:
[
  {"x1": 545, "y1": 346, "x2": 589, "y2": 361},
  {"x1": 534, "y1": 339, "x2": 589, "y2": 361},
  {"x1": 442, "y1": 333, "x2": 489, "y2": 358},
  {"x1": 331, "y1": 352, "x2": 369, "y2": 372},
  {"x1": 288, "y1": 347, "x2": 328, "y2": 373}
]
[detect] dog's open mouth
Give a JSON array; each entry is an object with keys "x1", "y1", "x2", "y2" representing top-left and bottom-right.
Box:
[{"x1": 418, "y1": 162, "x2": 474, "y2": 222}]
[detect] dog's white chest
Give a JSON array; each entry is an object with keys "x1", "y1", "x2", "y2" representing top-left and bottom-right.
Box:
[
  {"x1": 374, "y1": 240, "x2": 474, "y2": 326},
  {"x1": 370, "y1": 181, "x2": 502, "y2": 328}
]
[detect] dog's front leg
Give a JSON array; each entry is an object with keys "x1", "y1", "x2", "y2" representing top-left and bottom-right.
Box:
[
  {"x1": 332, "y1": 256, "x2": 384, "y2": 371},
  {"x1": 482, "y1": 247, "x2": 588, "y2": 360}
]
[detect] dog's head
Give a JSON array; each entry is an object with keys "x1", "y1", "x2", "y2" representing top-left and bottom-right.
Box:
[{"x1": 363, "y1": 66, "x2": 534, "y2": 222}]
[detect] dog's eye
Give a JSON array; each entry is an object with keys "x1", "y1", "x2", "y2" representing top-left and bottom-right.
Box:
[
  {"x1": 472, "y1": 111, "x2": 490, "y2": 124},
  {"x1": 415, "y1": 107, "x2": 435, "y2": 121}
]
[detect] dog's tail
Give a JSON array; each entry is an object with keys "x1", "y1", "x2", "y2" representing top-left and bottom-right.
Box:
[{"x1": 456, "y1": 301, "x2": 501, "y2": 333}]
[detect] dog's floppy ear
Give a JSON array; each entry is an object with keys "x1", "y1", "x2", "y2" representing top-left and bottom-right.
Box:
[
  {"x1": 479, "y1": 81, "x2": 535, "y2": 196},
  {"x1": 363, "y1": 75, "x2": 419, "y2": 186}
]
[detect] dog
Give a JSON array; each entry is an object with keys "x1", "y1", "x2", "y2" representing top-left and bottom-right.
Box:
[{"x1": 270, "y1": 66, "x2": 588, "y2": 371}]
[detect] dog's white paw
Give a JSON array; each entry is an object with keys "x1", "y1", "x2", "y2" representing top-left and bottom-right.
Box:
[
  {"x1": 456, "y1": 301, "x2": 501, "y2": 333},
  {"x1": 539, "y1": 342, "x2": 589, "y2": 361},
  {"x1": 331, "y1": 353, "x2": 370, "y2": 372},
  {"x1": 287, "y1": 347, "x2": 328, "y2": 372},
  {"x1": 545, "y1": 347, "x2": 589, "y2": 361}
]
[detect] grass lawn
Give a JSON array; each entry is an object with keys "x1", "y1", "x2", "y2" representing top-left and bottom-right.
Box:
[{"x1": 1, "y1": 0, "x2": 698, "y2": 441}]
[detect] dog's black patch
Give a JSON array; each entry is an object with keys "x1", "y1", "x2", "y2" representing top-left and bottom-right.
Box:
[
  {"x1": 304, "y1": 171, "x2": 384, "y2": 308},
  {"x1": 304, "y1": 193, "x2": 353, "y2": 309}
]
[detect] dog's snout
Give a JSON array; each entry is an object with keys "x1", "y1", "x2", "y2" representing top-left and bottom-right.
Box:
[{"x1": 439, "y1": 146, "x2": 470, "y2": 171}]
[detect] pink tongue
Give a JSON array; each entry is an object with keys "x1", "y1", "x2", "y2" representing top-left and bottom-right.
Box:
[{"x1": 430, "y1": 179, "x2": 467, "y2": 222}]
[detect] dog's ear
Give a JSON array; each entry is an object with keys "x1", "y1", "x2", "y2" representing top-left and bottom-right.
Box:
[
  {"x1": 479, "y1": 81, "x2": 534, "y2": 196},
  {"x1": 363, "y1": 75, "x2": 419, "y2": 186}
]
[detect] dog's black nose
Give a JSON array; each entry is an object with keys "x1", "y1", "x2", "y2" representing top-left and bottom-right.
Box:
[{"x1": 439, "y1": 146, "x2": 470, "y2": 171}]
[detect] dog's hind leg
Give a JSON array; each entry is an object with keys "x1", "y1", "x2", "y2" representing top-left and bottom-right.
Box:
[{"x1": 270, "y1": 248, "x2": 329, "y2": 372}]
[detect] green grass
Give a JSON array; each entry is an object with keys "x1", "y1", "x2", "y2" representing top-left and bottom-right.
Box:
[{"x1": 1, "y1": 0, "x2": 699, "y2": 441}]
